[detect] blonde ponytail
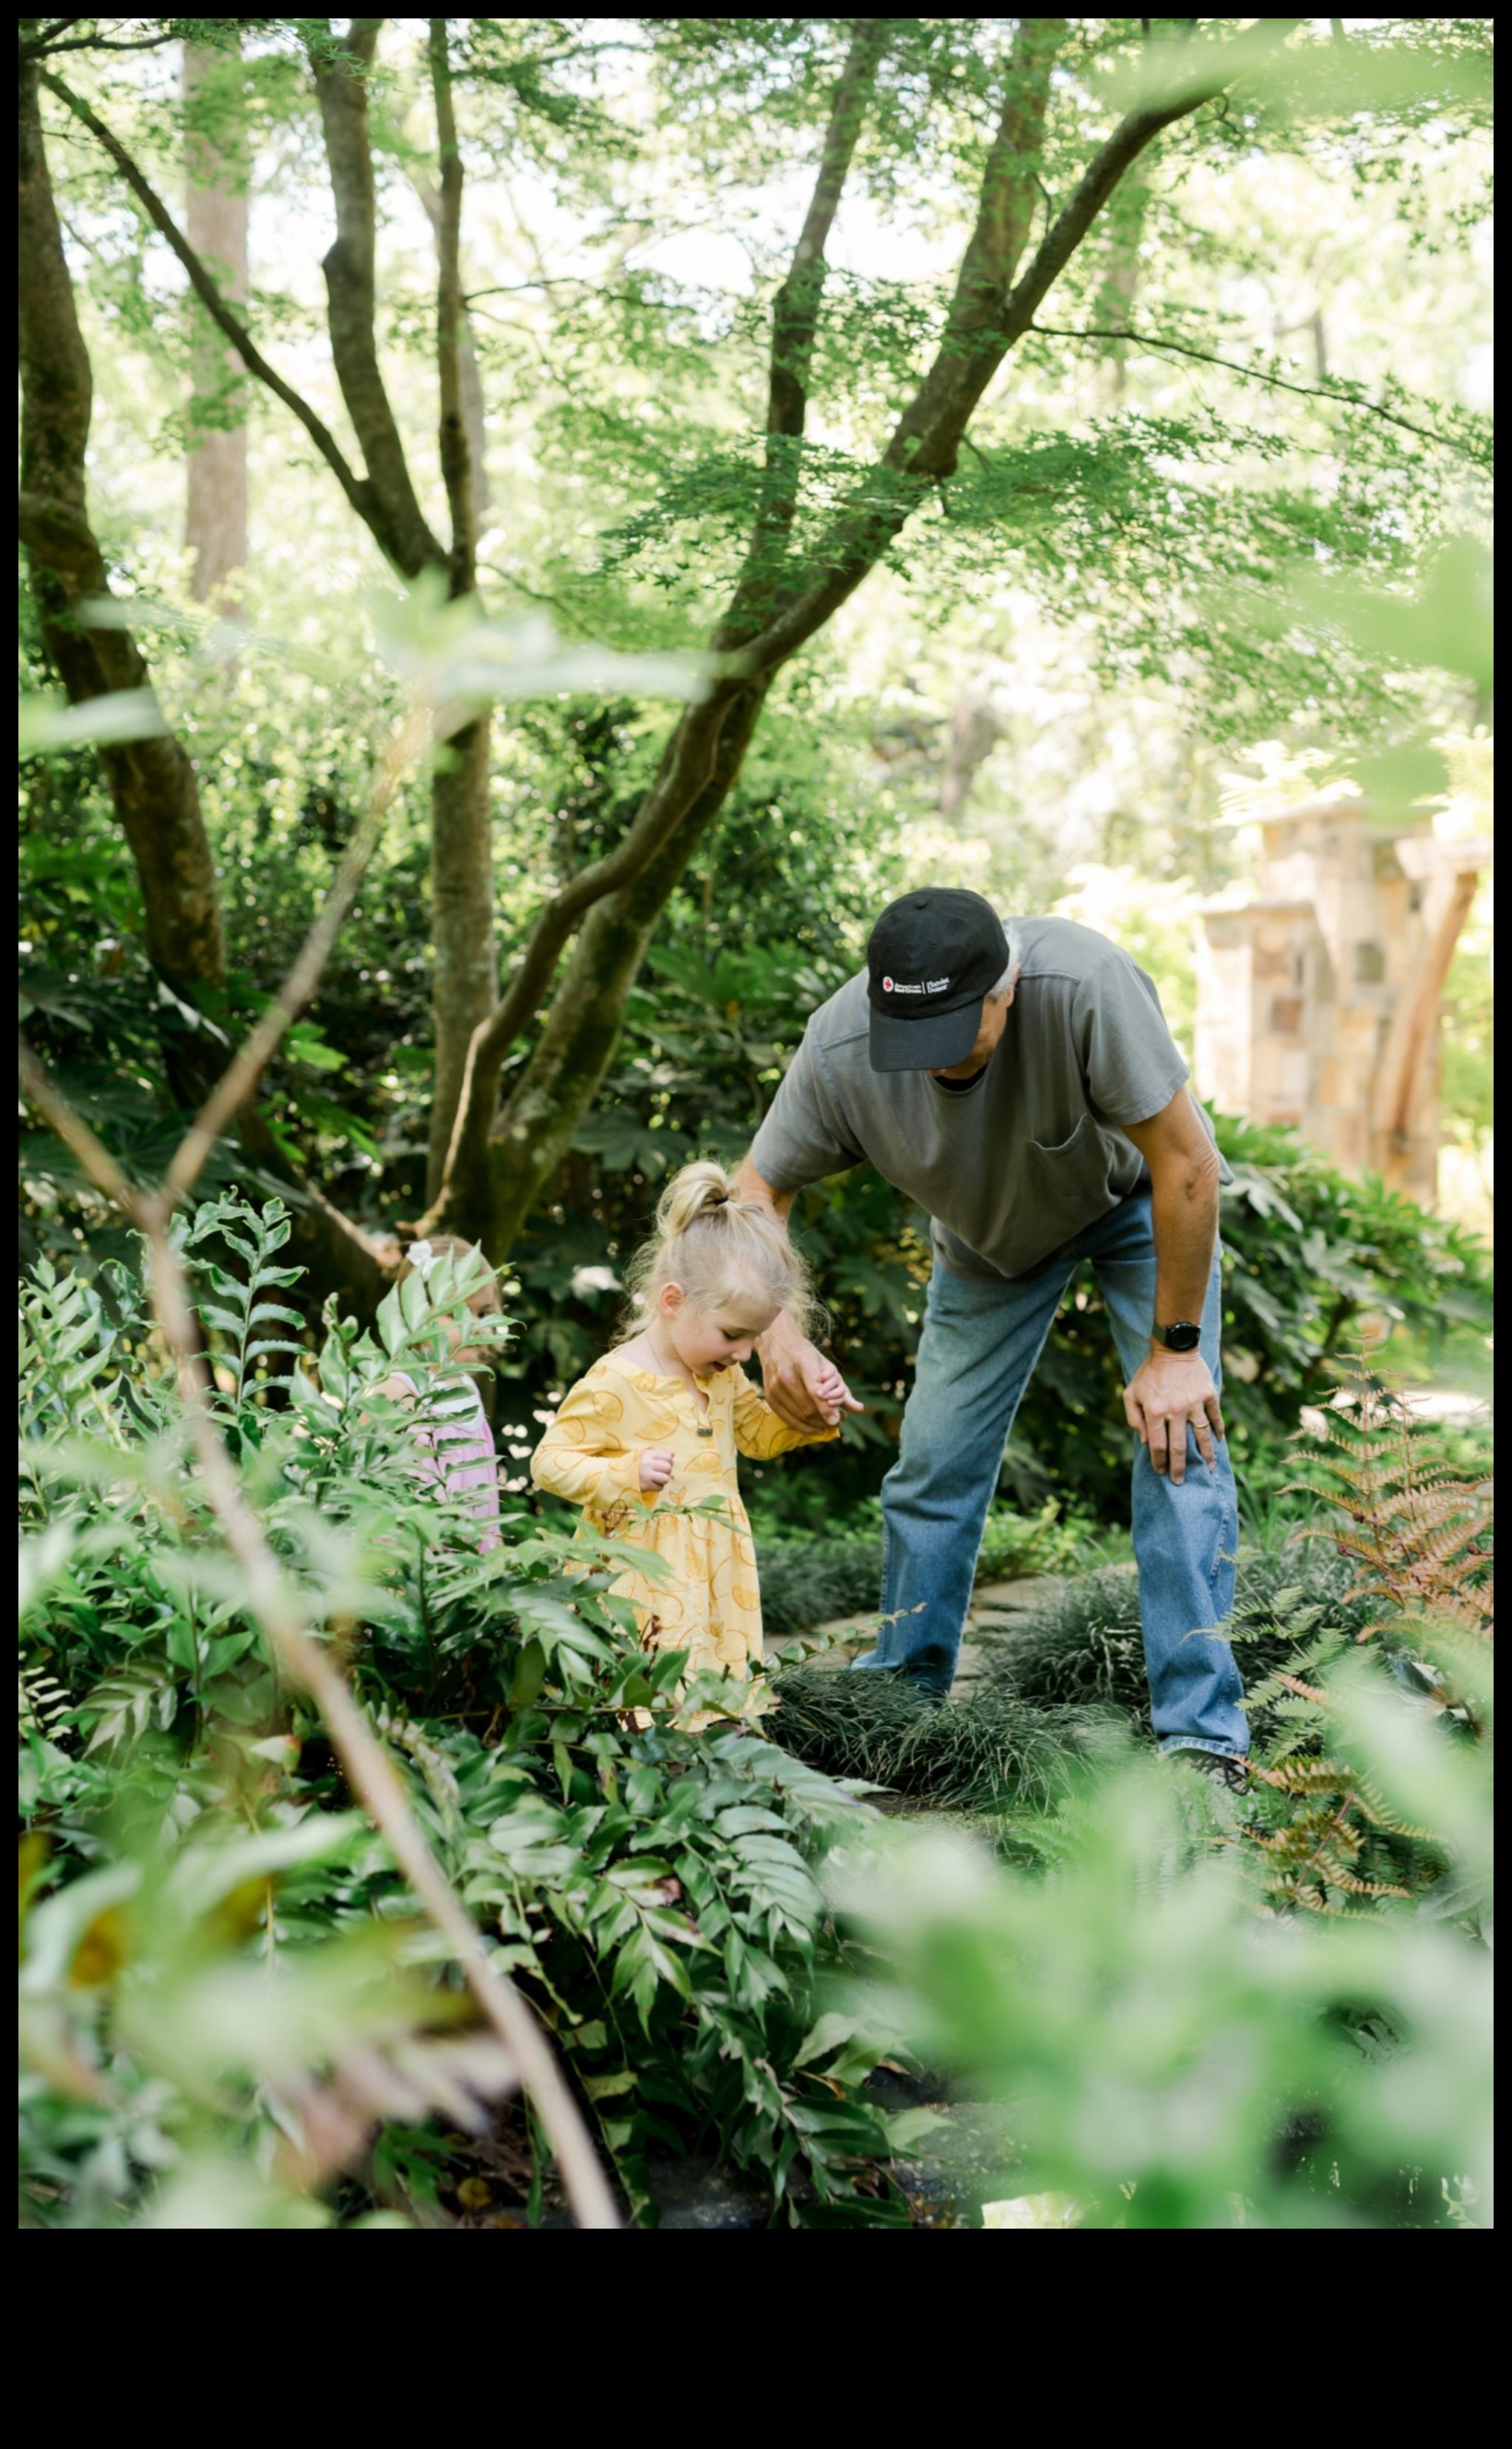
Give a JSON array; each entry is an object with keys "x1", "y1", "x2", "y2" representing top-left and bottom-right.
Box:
[
  {"x1": 656, "y1": 1159, "x2": 734, "y2": 1239},
  {"x1": 623, "y1": 1159, "x2": 815, "y2": 1336}
]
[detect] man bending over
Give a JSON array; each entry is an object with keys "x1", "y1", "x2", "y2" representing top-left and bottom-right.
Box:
[{"x1": 736, "y1": 886, "x2": 1246, "y2": 1780}]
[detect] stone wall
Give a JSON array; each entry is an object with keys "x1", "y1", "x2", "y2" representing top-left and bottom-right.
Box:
[{"x1": 1195, "y1": 799, "x2": 1490, "y2": 1202}]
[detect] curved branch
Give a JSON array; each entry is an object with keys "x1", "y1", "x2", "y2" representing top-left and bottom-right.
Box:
[
  {"x1": 18, "y1": 1035, "x2": 619, "y2": 2231},
  {"x1": 427, "y1": 19, "x2": 475, "y2": 587},
  {"x1": 418, "y1": 681, "x2": 743, "y2": 1233},
  {"x1": 310, "y1": 21, "x2": 446, "y2": 575},
  {"x1": 715, "y1": 18, "x2": 891, "y2": 646},
  {"x1": 1029, "y1": 323, "x2": 1479, "y2": 459},
  {"x1": 37, "y1": 70, "x2": 399, "y2": 558}
]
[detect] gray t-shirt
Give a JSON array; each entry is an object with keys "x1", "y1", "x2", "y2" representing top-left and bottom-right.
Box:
[{"x1": 750, "y1": 916, "x2": 1225, "y2": 1283}]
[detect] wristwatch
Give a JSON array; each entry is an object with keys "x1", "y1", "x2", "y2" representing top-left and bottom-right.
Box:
[{"x1": 1152, "y1": 1320, "x2": 1202, "y2": 1353}]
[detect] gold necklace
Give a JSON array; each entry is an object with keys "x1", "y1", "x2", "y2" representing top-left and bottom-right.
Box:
[{"x1": 645, "y1": 1333, "x2": 715, "y2": 1434}]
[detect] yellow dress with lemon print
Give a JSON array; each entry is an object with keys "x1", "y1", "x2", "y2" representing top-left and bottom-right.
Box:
[{"x1": 530, "y1": 1351, "x2": 835, "y2": 1690}]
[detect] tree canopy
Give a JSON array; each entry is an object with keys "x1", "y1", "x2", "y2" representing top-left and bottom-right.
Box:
[{"x1": 19, "y1": 16, "x2": 1493, "y2": 1295}]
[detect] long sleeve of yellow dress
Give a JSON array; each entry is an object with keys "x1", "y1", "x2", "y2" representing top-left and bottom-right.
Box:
[
  {"x1": 529, "y1": 1354, "x2": 835, "y2": 1696},
  {"x1": 529, "y1": 1374, "x2": 650, "y2": 1518},
  {"x1": 731, "y1": 1369, "x2": 834, "y2": 1461}
]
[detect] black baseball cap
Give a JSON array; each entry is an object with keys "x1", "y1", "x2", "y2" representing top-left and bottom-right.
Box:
[{"x1": 866, "y1": 888, "x2": 1010, "y2": 1072}]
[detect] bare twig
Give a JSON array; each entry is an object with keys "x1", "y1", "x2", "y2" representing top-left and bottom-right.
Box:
[
  {"x1": 19, "y1": 1060, "x2": 618, "y2": 2230},
  {"x1": 1029, "y1": 322, "x2": 1478, "y2": 458}
]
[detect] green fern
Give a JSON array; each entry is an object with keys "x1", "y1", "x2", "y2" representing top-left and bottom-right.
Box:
[
  {"x1": 18, "y1": 1258, "x2": 127, "y2": 1447},
  {"x1": 1243, "y1": 1367, "x2": 1493, "y2": 1913},
  {"x1": 180, "y1": 1198, "x2": 308, "y2": 1403},
  {"x1": 18, "y1": 1653, "x2": 72, "y2": 1742},
  {"x1": 79, "y1": 1656, "x2": 181, "y2": 1755}
]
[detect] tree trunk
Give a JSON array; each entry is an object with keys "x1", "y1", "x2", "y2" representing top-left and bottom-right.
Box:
[
  {"x1": 940, "y1": 687, "x2": 1005, "y2": 824},
  {"x1": 19, "y1": 59, "x2": 387, "y2": 1314},
  {"x1": 438, "y1": 21, "x2": 1074, "y2": 1259},
  {"x1": 183, "y1": 37, "x2": 248, "y2": 607},
  {"x1": 18, "y1": 58, "x2": 225, "y2": 996},
  {"x1": 481, "y1": 683, "x2": 772, "y2": 1257},
  {"x1": 1092, "y1": 159, "x2": 1149, "y2": 409},
  {"x1": 426, "y1": 714, "x2": 497, "y2": 1201}
]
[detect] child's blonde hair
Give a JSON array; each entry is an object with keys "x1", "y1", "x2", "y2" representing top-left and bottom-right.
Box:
[{"x1": 624, "y1": 1161, "x2": 814, "y2": 1335}]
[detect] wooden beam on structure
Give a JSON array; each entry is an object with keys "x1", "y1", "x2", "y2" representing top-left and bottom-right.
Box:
[{"x1": 1371, "y1": 834, "x2": 1494, "y2": 1189}]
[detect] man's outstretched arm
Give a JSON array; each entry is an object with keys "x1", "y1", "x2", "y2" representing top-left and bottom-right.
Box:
[
  {"x1": 734, "y1": 1152, "x2": 865, "y2": 1431},
  {"x1": 1119, "y1": 1089, "x2": 1225, "y2": 1486}
]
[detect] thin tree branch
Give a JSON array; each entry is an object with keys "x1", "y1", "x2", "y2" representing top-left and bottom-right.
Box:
[
  {"x1": 883, "y1": 16, "x2": 1069, "y2": 480},
  {"x1": 22, "y1": 27, "x2": 181, "y2": 62},
  {"x1": 766, "y1": 18, "x2": 890, "y2": 444},
  {"x1": 18, "y1": 1058, "x2": 617, "y2": 2236},
  {"x1": 428, "y1": 17, "x2": 475, "y2": 589},
  {"x1": 37, "y1": 70, "x2": 392, "y2": 553},
  {"x1": 1029, "y1": 322, "x2": 1478, "y2": 458},
  {"x1": 309, "y1": 21, "x2": 447, "y2": 575},
  {"x1": 427, "y1": 21, "x2": 890, "y2": 1185},
  {"x1": 715, "y1": 18, "x2": 891, "y2": 647},
  {"x1": 498, "y1": 699, "x2": 736, "y2": 1041}
]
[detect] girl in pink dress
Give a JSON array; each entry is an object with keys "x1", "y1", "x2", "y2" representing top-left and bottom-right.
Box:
[{"x1": 377, "y1": 1235, "x2": 502, "y2": 1552}]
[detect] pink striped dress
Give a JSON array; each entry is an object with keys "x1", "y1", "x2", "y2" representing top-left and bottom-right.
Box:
[{"x1": 393, "y1": 1370, "x2": 501, "y2": 1554}]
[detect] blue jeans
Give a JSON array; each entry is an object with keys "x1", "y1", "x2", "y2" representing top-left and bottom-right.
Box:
[{"x1": 855, "y1": 1192, "x2": 1246, "y2": 1756}]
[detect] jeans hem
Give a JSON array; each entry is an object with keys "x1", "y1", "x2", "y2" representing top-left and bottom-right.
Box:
[{"x1": 1158, "y1": 1736, "x2": 1248, "y2": 1758}]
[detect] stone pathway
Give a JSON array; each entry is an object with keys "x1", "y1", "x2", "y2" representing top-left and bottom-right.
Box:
[{"x1": 769, "y1": 1575, "x2": 1061, "y2": 1699}]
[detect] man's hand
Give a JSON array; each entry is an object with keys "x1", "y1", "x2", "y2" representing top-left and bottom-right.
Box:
[
  {"x1": 1123, "y1": 1347, "x2": 1224, "y2": 1485},
  {"x1": 639, "y1": 1448, "x2": 675, "y2": 1494},
  {"x1": 756, "y1": 1308, "x2": 865, "y2": 1433}
]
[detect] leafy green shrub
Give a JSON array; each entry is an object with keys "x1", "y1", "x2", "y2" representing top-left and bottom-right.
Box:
[
  {"x1": 985, "y1": 1544, "x2": 1374, "y2": 1726},
  {"x1": 998, "y1": 1115, "x2": 1494, "y2": 1519},
  {"x1": 803, "y1": 1407, "x2": 1494, "y2": 2229},
  {"x1": 18, "y1": 1198, "x2": 911, "y2": 2229},
  {"x1": 835, "y1": 1729, "x2": 1492, "y2": 2228},
  {"x1": 756, "y1": 1498, "x2": 1095, "y2": 1640}
]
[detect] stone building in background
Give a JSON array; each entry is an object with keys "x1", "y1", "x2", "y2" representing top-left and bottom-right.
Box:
[{"x1": 1195, "y1": 799, "x2": 1493, "y2": 1203}]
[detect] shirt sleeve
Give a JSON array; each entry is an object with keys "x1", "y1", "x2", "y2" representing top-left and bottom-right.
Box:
[
  {"x1": 731, "y1": 1369, "x2": 839, "y2": 1461},
  {"x1": 530, "y1": 1377, "x2": 651, "y2": 1513},
  {"x1": 1073, "y1": 949, "x2": 1191, "y2": 1130},
  {"x1": 748, "y1": 1026, "x2": 865, "y2": 1195}
]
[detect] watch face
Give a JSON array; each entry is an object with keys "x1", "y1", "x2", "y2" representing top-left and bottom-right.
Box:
[{"x1": 1163, "y1": 1322, "x2": 1201, "y2": 1353}]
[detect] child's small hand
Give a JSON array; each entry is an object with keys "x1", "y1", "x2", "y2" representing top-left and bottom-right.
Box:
[
  {"x1": 639, "y1": 1448, "x2": 675, "y2": 1493},
  {"x1": 809, "y1": 1363, "x2": 848, "y2": 1417}
]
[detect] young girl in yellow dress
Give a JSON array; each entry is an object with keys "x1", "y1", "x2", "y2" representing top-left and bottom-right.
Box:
[{"x1": 531, "y1": 1162, "x2": 845, "y2": 1710}]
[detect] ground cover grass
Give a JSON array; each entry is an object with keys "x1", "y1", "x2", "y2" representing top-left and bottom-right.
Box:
[{"x1": 771, "y1": 1541, "x2": 1373, "y2": 1810}]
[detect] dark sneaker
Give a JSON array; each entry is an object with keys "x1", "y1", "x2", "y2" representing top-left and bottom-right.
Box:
[
  {"x1": 907, "y1": 1678, "x2": 950, "y2": 1709},
  {"x1": 1174, "y1": 1749, "x2": 1249, "y2": 1794}
]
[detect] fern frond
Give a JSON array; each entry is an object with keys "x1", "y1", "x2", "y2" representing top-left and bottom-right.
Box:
[
  {"x1": 18, "y1": 1653, "x2": 72, "y2": 1741},
  {"x1": 79, "y1": 1657, "x2": 180, "y2": 1754}
]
